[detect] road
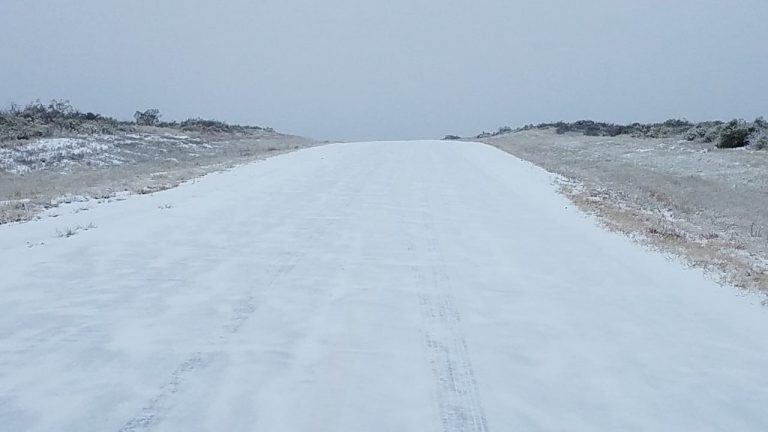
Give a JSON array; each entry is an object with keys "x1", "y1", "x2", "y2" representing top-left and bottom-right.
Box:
[{"x1": 1, "y1": 141, "x2": 767, "y2": 431}]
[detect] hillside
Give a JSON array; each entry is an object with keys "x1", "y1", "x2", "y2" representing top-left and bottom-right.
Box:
[{"x1": 0, "y1": 102, "x2": 318, "y2": 223}]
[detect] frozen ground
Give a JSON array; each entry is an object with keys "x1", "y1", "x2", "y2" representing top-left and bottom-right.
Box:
[
  {"x1": 1, "y1": 141, "x2": 767, "y2": 431},
  {"x1": 0, "y1": 128, "x2": 317, "y2": 223},
  {"x1": 481, "y1": 129, "x2": 768, "y2": 292}
]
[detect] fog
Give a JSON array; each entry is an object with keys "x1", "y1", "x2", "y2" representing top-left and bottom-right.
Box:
[{"x1": 2, "y1": 0, "x2": 767, "y2": 140}]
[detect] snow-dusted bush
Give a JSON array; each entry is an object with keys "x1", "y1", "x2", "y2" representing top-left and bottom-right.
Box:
[
  {"x1": 134, "y1": 109, "x2": 161, "y2": 126},
  {"x1": 717, "y1": 120, "x2": 754, "y2": 149},
  {"x1": 543, "y1": 119, "x2": 692, "y2": 138},
  {"x1": 747, "y1": 118, "x2": 768, "y2": 149},
  {"x1": 491, "y1": 117, "x2": 768, "y2": 150},
  {"x1": 0, "y1": 100, "x2": 121, "y2": 142},
  {"x1": 1, "y1": 100, "x2": 277, "y2": 146},
  {"x1": 748, "y1": 130, "x2": 768, "y2": 150},
  {"x1": 684, "y1": 121, "x2": 725, "y2": 143},
  {"x1": 179, "y1": 118, "x2": 267, "y2": 134}
]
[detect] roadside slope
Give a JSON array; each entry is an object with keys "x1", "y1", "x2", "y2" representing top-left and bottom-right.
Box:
[
  {"x1": 1, "y1": 141, "x2": 767, "y2": 431},
  {"x1": 481, "y1": 129, "x2": 768, "y2": 292},
  {"x1": 0, "y1": 128, "x2": 318, "y2": 223}
]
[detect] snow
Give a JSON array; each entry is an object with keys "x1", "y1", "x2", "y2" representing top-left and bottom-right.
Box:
[
  {"x1": 1, "y1": 140, "x2": 767, "y2": 431},
  {"x1": 0, "y1": 137, "x2": 119, "y2": 174},
  {"x1": 0, "y1": 133, "x2": 208, "y2": 175}
]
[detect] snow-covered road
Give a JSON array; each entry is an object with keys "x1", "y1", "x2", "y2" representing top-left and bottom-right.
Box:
[{"x1": 2, "y1": 141, "x2": 767, "y2": 431}]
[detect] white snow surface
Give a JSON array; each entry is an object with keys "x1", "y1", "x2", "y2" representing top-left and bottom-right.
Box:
[{"x1": 1, "y1": 141, "x2": 767, "y2": 431}]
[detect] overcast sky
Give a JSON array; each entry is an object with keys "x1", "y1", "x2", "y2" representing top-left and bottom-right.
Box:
[{"x1": 1, "y1": 1, "x2": 767, "y2": 141}]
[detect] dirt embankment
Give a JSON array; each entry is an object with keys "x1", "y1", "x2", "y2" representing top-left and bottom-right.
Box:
[
  {"x1": 0, "y1": 127, "x2": 319, "y2": 223},
  {"x1": 480, "y1": 129, "x2": 768, "y2": 295}
]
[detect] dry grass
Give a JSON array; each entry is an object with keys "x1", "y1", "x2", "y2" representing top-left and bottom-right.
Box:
[{"x1": 483, "y1": 129, "x2": 768, "y2": 295}]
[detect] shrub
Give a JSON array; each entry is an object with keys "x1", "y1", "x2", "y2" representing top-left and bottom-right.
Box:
[
  {"x1": 1, "y1": 100, "x2": 274, "y2": 143},
  {"x1": 179, "y1": 118, "x2": 265, "y2": 134},
  {"x1": 0, "y1": 100, "x2": 120, "y2": 142},
  {"x1": 583, "y1": 125, "x2": 602, "y2": 136},
  {"x1": 684, "y1": 122, "x2": 724, "y2": 142},
  {"x1": 717, "y1": 120, "x2": 754, "y2": 149},
  {"x1": 757, "y1": 138, "x2": 768, "y2": 150},
  {"x1": 662, "y1": 118, "x2": 691, "y2": 128},
  {"x1": 134, "y1": 109, "x2": 161, "y2": 126},
  {"x1": 500, "y1": 118, "x2": 748, "y2": 144},
  {"x1": 702, "y1": 123, "x2": 725, "y2": 143},
  {"x1": 749, "y1": 132, "x2": 768, "y2": 150}
]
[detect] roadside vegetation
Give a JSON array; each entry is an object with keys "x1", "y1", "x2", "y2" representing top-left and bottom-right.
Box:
[
  {"x1": 132, "y1": 108, "x2": 274, "y2": 134},
  {"x1": 0, "y1": 100, "x2": 315, "y2": 225},
  {"x1": 477, "y1": 126, "x2": 768, "y2": 293},
  {"x1": 0, "y1": 100, "x2": 122, "y2": 142},
  {"x1": 468, "y1": 118, "x2": 768, "y2": 150},
  {"x1": 0, "y1": 100, "x2": 272, "y2": 145}
]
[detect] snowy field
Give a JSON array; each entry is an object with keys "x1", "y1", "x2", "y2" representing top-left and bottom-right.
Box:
[{"x1": 1, "y1": 141, "x2": 767, "y2": 431}]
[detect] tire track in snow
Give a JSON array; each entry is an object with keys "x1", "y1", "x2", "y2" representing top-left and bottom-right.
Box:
[
  {"x1": 220, "y1": 262, "x2": 298, "y2": 335},
  {"x1": 118, "y1": 353, "x2": 212, "y2": 432},
  {"x1": 418, "y1": 274, "x2": 489, "y2": 432},
  {"x1": 118, "y1": 258, "x2": 298, "y2": 432},
  {"x1": 410, "y1": 180, "x2": 489, "y2": 432}
]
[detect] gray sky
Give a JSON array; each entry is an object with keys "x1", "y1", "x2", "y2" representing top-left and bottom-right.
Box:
[{"x1": 2, "y1": 0, "x2": 767, "y2": 141}]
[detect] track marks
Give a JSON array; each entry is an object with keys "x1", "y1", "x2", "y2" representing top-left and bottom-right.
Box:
[
  {"x1": 409, "y1": 179, "x2": 489, "y2": 432},
  {"x1": 118, "y1": 353, "x2": 213, "y2": 432}
]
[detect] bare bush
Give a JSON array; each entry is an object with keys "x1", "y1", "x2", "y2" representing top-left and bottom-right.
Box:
[
  {"x1": 56, "y1": 222, "x2": 97, "y2": 238},
  {"x1": 134, "y1": 109, "x2": 161, "y2": 126}
]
